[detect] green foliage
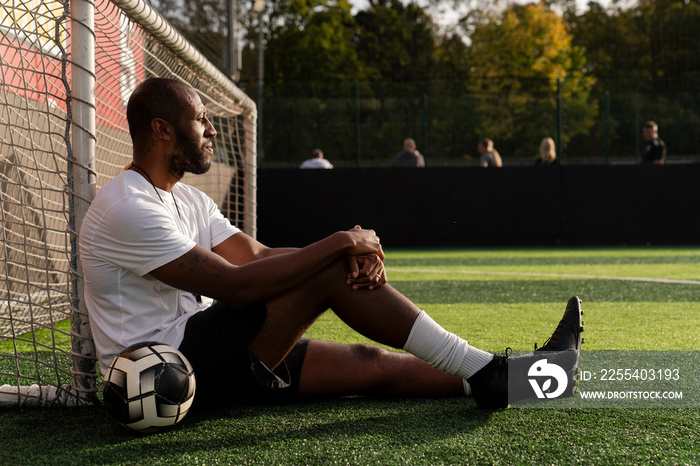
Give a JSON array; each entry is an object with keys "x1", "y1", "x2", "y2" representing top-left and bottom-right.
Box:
[
  {"x1": 263, "y1": 0, "x2": 365, "y2": 95},
  {"x1": 563, "y1": 0, "x2": 700, "y2": 158},
  {"x1": 254, "y1": 1, "x2": 602, "y2": 162},
  {"x1": 145, "y1": 0, "x2": 700, "y2": 162},
  {"x1": 571, "y1": 0, "x2": 700, "y2": 92},
  {"x1": 354, "y1": 0, "x2": 439, "y2": 89},
  {"x1": 465, "y1": 3, "x2": 597, "y2": 157}
]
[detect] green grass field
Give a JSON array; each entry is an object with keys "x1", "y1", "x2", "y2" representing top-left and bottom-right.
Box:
[{"x1": 1, "y1": 246, "x2": 699, "y2": 465}]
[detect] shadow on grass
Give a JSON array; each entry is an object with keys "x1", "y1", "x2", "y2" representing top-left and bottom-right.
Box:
[
  {"x1": 3, "y1": 398, "x2": 699, "y2": 464},
  {"x1": 0, "y1": 396, "x2": 493, "y2": 463}
]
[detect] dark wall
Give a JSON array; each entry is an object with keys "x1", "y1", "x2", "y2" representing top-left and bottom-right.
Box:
[{"x1": 256, "y1": 165, "x2": 700, "y2": 248}]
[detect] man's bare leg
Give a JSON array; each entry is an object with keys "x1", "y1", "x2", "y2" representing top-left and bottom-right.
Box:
[
  {"x1": 248, "y1": 257, "x2": 424, "y2": 370},
  {"x1": 246, "y1": 257, "x2": 490, "y2": 400},
  {"x1": 247, "y1": 258, "x2": 584, "y2": 407},
  {"x1": 297, "y1": 340, "x2": 464, "y2": 398}
]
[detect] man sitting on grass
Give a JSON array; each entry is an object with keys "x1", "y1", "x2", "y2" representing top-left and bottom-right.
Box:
[{"x1": 80, "y1": 78, "x2": 583, "y2": 410}]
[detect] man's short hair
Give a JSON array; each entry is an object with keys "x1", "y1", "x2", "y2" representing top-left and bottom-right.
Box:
[
  {"x1": 126, "y1": 77, "x2": 189, "y2": 145},
  {"x1": 311, "y1": 148, "x2": 323, "y2": 158},
  {"x1": 643, "y1": 121, "x2": 657, "y2": 129}
]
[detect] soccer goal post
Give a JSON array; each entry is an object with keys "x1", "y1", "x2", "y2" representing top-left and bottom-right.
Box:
[{"x1": 0, "y1": 0, "x2": 256, "y2": 407}]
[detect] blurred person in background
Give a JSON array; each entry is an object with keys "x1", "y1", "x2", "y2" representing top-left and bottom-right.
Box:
[
  {"x1": 478, "y1": 138, "x2": 503, "y2": 167},
  {"x1": 535, "y1": 137, "x2": 558, "y2": 165},
  {"x1": 639, "y1": 121, "x2": 666, "y2": 165},
  {"x1": 300, "y1": 148, "x2": 334, "y2": 169},
  {"x1": 394, "y1": 138, "x2": 425, "y2": 167}
]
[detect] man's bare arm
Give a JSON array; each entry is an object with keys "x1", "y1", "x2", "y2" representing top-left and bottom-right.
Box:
[
  {"x1": 212, "y1": 231, "x2": 385, "y2": 291},
  {"x1": 149, "y1": 228, "x2": 383, "y2": 308},
  {"x1": 211, "y1": 232, "x2": 298, "y2": 266}
]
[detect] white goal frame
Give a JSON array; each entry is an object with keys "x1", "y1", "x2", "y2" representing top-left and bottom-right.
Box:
[{"x1": 0, "y1": 0, "x2": 256, "y2": 407}]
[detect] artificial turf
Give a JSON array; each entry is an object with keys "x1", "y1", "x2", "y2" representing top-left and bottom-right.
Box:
[{"x1": 1, "y1": 246, "x2": 698, "y2": 465}]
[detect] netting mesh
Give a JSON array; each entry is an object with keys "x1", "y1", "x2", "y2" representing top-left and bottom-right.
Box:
[{"x1": 0, "y1": 0, "x2": 256, "y2": 406}]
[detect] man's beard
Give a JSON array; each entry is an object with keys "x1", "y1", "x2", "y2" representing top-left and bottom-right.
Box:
[{"x1": 169, "y1": 126, "x2": 212, "y2": 177}]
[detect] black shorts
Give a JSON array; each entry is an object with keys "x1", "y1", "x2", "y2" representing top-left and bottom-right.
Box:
[{"x1": 178, "y1": 300, "x2": 309, "y2": 409}]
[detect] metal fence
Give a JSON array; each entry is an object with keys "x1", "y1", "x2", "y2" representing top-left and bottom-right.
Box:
[{"x1": 259, "y1": 80, "x2": 700, "y2": 168}]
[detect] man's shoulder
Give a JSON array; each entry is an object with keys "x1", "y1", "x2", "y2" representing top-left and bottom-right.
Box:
[
  {"x1": 91, "y1": 171, "x2": 128, "y2": 204},
  {"x1": 98, "y1": 170, "x2": 144, "y2": 191},
  {"x1": 89, "y1": 171, "x2": 179, "y2": 226}
]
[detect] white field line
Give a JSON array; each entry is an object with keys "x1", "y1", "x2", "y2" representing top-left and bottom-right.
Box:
[{"x1": 386, "y1": 268, "x2": 700, "y2": 286}]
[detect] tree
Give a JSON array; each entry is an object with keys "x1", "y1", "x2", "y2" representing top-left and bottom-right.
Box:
[
  {"x1": 566, "y1": 0, "x2": 700, "y2": 157},
  {"x1": 259, "y1": 0, "x2": 365, "y2": 96},
  {"x1": 354, "y1": 0, "x2": 440, "y2": 94},
  {"x1": 632, "y1": 0, "x2": 700, "y2": 90},
  {"x1": 567, "y1": 2, "x2": 647, "y2": 92},
  {"x1": 464, "y1": 2, "x2": 597, "y2": 159}
]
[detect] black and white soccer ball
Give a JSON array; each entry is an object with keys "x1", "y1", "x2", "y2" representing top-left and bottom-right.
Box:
[{"x1": 103, "y1": 341, "x2": 196, "y2": 434}]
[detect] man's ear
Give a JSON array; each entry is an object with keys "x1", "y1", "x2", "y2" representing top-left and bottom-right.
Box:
[{"x1": 151, "y1": 118, "x2": 174, "y2": 141}]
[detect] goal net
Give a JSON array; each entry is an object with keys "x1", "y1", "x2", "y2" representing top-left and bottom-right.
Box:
[{"x1": 0, "y1": 0, "x2": 257, "y2": 407}]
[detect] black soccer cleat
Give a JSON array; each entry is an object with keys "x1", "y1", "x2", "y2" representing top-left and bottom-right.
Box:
[
  {"x1": 467, "y1": 348, "x2": 580, "y2": 409},
  {"x1": 534, "y1": 296, "x2": 584, "y2": 396},
  {"x1": 468, "y1": 297, "x2": 585, "y2": 409},
  {"x1": 535, "y1": 296, "x2": 584, "y2": 353}
]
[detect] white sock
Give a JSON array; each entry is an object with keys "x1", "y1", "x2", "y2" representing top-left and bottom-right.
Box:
[{"x1": 402, "y1": 311, "x2": 494, "y2": 380}]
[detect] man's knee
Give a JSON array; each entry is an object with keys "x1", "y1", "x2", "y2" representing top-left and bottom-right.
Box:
[
  {"x1": 348, "y1": 343, "x2": 391, "y2": 364},
  {"x1": 323, "y1": 256, "x2": 350, "y2": 280},
  {"x1": 345, "y1": 344, "x2": 406, "y2": 387}
]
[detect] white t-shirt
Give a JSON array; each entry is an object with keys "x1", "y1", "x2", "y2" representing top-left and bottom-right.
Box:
[
  {"x1": 79, "y1": 170, "x2": 240, "y2": 373},
  {"x1": 299, "y1": 158, "x2": 333, "y2": 169}
]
